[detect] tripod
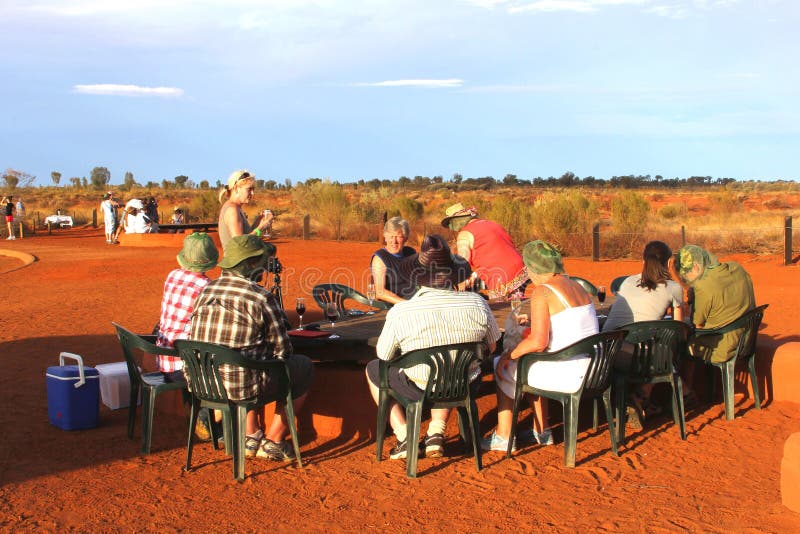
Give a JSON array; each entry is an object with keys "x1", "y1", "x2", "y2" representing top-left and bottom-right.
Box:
[{"x1": 267, "y1": 270, "x2": 284, "y2": 310}]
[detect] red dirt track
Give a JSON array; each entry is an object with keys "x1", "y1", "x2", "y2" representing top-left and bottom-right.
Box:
[{"x1": 1, "y1": 227, "x2": 799, "y2": 532}]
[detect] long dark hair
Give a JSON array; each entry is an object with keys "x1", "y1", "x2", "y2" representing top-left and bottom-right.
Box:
[{"x1": 637, "y1": 240, "x2": 673, "y2": 291}]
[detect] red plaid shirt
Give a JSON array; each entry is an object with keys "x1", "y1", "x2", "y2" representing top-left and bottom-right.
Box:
[{"x1": 156, "y1": 268, "x2": 211, "y2": 372}]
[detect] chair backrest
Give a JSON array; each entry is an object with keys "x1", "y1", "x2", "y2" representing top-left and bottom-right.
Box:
[
  {"x1": 570, "y1": 276, "x2": 598, "y2": 297},
  {"x1": 622, "y1": 320, "x2": 691, "y2": 378},
  {"x1": 564, "y1": 330, "x2": 627, "y2": 397},
  {"x1": 174, "y1": 339, "x2": 290, "y2": 404},
  {"x1": 312, "y1": 283, "x2": 390, "y2": 317},
  {"x1": 388, "y1": 343, "x2": 483, "y2": 402},
  {"x1": 717, "y1": 304, "x2": 768, "y2": 361},
  {"x1": 113, "y1": 322, "x2": 175, "y2": 383},
  {"x1": 610, "y1": 275, "x2": 628, "y2": 295}
]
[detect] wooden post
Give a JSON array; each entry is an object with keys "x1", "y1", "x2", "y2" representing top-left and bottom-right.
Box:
[
  {"x1": 592, "y1": 223, "x2": 599, "y2": 262},
  {"x1": 681, "y1": 225, "x2": 686, "y2": 246},
  {"x1": 785, "y1": 216, "x2": 793, "y2": 266},
  {"x1": 303, "y1": 214, "x2": 310, "y2": 240},
  {"x1": 47, "y1": 222, "x2": 52, "y2": 235},
  {"x1": 92, "y1": 208, "x2": 97, "y2": 228}
]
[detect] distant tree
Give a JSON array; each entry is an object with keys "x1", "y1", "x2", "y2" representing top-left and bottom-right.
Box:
[
  {"x1": 397, "y1": 176, "x2": 411, "y2": 188},
  {"x1": 503, "y1": 174, "x2": 519, "y2": 186},
  {"x1": 145, "y1": 181, "x2": 159, "y2": 188},
  {"x1": 284, "y1": 178, "x2": 293, "y2": 190},
  {"x1": 51, "y1": 171, "x2": 61, "y2": 186},
  {"x1": 122, "y1": 171, "x2": 136, "y2": 191},
  {"x1": 81, "y1": 177, "x2": 88, "y2": 188},
  {"x1": 174, "y1": 175, "x2": 189, "y2": 188},
  {"x1": 161, "y1": 179, "x2": 172, "y2": 189},
  {"x1": 199, "y1": 180, "x2": 210, "y2": 189},
  {"x1": 3, "y1": 168, "x2": 35, "y2": 189},
  {"x1": 2, "y1": 171, "x2": 19, "y2": 190},
  {"x1": 264, "y1": 180, "x2": 277, "y2": 190},
  {"x1": 452, "y1": 173, "x2": 463, "y2": 184},
  {"x1": 89, "y1": 166, "x2": 111, "y2": 190},
  {"x1": 432, "y1": 175, "x2": 443, "y2": 184},
  {"x1": 69, "y1": 177, "x2": 81, "y2": 188}
]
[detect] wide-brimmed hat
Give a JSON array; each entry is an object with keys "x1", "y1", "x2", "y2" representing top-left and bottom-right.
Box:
[
  {"x1": 177, "y1": 233, "x2": 219, "y2": 272},
  {"x1": 399, "y1": 234, "x2": 471, "y2": 289},
  {"x1": 440, "y1": 202, "x2": 478, "y2": 228},
  {"x1": 218, "y1": 234, "x2": 275, "y2": 269},
  {"x1": 102, "y1": 193, "x2": 111, "y2": 200},
  {"x1": 522, "y1": 240, "x2": 564, "y2": 275},
  {"x1": 125, "y1": 199, "x2": 144, "y2": 210}
]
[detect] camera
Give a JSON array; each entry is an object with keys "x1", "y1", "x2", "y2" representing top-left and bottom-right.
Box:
[{"x1": 267, "y1": 256, "x2": 283, "y2": 274}]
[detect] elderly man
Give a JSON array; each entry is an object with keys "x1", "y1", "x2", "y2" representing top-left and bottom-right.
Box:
[
  {"x1": 441, "y1": 203, "x2": 527, "y2": 299},
  {"x1": 677, "y1": 244, "x2": 755, "y2": 400},
  {"x1": 365, "y1": 234, "x2": 501, "y2": 459},
  {"x1": 190, "y1": 235, "x2": 314, "y2": 461},
  {"x1": 370, "y1": 216, "x2": 417, "y2": 304}
]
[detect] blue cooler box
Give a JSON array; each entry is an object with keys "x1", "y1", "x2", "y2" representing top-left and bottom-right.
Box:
[{"x1": 46, "y1": 352, "x2": 100, "y2": 430}]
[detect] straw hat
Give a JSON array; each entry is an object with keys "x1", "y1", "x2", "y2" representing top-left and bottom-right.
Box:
[{"x1": 440, "y1": 203, "x2": 478, "y2": 228}]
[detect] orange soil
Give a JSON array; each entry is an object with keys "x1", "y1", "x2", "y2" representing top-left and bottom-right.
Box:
[{"x1": 1, "y1": 228, "x2": 799, "y2": 531}]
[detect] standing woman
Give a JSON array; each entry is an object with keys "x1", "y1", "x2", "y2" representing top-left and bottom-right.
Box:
[
  {"x1": 2, "y1": 195, "x2": 15, "y2": 240},
  {"x1": 218, "y1": 170, "x2": 273, "y2": 247}
]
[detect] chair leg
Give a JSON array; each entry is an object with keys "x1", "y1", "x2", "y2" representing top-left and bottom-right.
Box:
[
  {"x1": 721, "y1": 358, "x2": 736, "y2": 420},
  {"x1": 602, "y1": 389, "x2": 618, "y2": 457},
  {"x1": 140, "y1": 387, "x2": 157, "y2": 455},
  {"x1": 283, "y1": 393, "x2": 303, "y2": 468},
  {"x1": 375, "y1": 389, "x2": 390, "y2": 462},
  {"x1": 234, "y1": 405, "x2": 247, "y2": 481},
  {"x1": 673, "y1": 374, "x2": 687, "y2": 440},
  {"x1": 127, "y1": 383, "x2": 139, "y2": 440},
  {"x1": 456, "y1": 406, "x2": 469, "y2": 446},
  {"x1": 405, "y1": 403, "x2": 423, "y2": 478},
  {"x1": 465, "y1": 400, "x2": 482, "y2": 471},
  {"x1": 507, "y1": 388, "x2": 522, "y2": 459},
  {"x1": 614, "y1": 377, "x2": 627, "y2": 446},
  {"x1": 185, "y1": 400, "x2": 199, "y2": 472},
  {"x1": 592, "y1": 398, "x2": 599, "y2": 432},
  {"x1": 564, "y1": 397, "x2": 580, "y2": 468},
  {"x1": 748, "y1": 355, "x2": 762, "y2": 410}
]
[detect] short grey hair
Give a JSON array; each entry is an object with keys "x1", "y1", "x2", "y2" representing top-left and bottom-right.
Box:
[{"x1": 384, "y1": 216, "x2": 409, "y2": 238}]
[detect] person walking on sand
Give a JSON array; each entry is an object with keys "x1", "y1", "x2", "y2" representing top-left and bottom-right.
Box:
[{"x1": 3, "y1": 195, "x2": 15, "y2": 240}]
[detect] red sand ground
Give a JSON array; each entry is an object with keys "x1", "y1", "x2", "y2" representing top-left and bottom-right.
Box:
[{"x1": 1, "y1": 227, "x2": 799, "y2": 532}]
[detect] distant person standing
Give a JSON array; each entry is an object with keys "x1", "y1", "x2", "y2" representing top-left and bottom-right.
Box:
[
  {"x1": 146, "y1": 196, "x2": 160, "y2": 224},
  {"x1": 100, "y1": 192, "x2": 119, "y2": 244},
  {"x1": 218, "y1": 169, "x2": 274, "y2": 247},
  {"x1": 2, "y1": 195, "x2": 15, "y2": 240}
]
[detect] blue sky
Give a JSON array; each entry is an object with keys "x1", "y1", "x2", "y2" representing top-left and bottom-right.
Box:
[{"x1": 1, "y1": 0, "x2": 798, "y2": 186}]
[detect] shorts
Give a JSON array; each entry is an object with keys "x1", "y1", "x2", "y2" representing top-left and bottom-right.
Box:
[
  {"x1": 365, "y1": 358, "x2": 481, "y2": 402},
  {"x1": 4, "y1": 215, "x2": 12, "y2": 223},
  {"x1": 261, "y1": 354, "x2": 314, "y2": 402}
]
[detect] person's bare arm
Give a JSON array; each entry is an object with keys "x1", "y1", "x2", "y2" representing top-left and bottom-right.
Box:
[
  {"x1": 455, "y1": 230, "x2": 474, "y2": 263},
  {"x1": 371, "y1": 255, "x2": 405, "y2": 304},
  {"x1": 509, "y1": 287, "x2": 551, "y2": 358}
]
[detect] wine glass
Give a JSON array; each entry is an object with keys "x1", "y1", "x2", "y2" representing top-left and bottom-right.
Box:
[
  {"x1": 325, "y1": 302, "x2": 340, "y2": 338},
  {"x1": 366, "y1": 283, "x2": 376, "y2": 315},
  {"x1": 597, "y1": 286, "x2": 607, "y2": 304},
  {"x1": 295, "y1": 297, "x2": 306, "y2": 330}
]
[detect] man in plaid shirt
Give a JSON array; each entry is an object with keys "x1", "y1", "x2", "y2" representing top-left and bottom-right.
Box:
[
  {"x1": 190, "y1": 235, "x2": 314, "y2": 462},
  {"x1": 156, "y1": 232, "x2": 219, "y2": 381}
]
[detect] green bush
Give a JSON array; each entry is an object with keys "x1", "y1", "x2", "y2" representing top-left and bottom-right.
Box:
[
  {"x1": 611, "y1": 191, "x2": 649, "y2": 234},
  {"x1": 530, "y1": 191, "x2": 598, "y2": 255},
  {"x1": 291, "y1": 180, "x2": 350, "y2": 240},
  {"x1": 390, "y1": 196, "x2": 424, "y2": 222},
  {"x1": 188, "y1": 190, "x2": 220, "y2": 221},
  {"x1": 658, "y1": 202, "x2": 687, "y2": 220}
]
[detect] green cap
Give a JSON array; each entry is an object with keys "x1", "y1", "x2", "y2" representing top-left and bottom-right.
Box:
[
  {"x1": 522, "y1": 240, "x2": 564, "y2": 275},
  {"x1": 176, "y1": 233, "x2": 219, "y2": 272},
  {"x1": 218, "y1": 234, "x2": 274, "y2": 269}
]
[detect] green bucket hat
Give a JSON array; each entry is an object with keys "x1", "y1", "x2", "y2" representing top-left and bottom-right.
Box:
[
  {"x1": 218, "y1": 234, "x2": 275, "y2": 269},
  {"x1": 176, "y1": 232, "x2": 219, "y2": 272},
  {"x1": 677, "y1": 244, "x2": 719, "y2": 280},
  {"x1": 522, "y1": 240, "x2": 564, "y2": 275}
]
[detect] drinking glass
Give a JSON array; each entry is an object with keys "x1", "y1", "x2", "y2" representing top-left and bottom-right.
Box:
[
  {"x1": 295, "y1": 297, "x2": 306, "y2": 330},
  {"x1": 325, "y1": 302, "x2": 340, "y2": 338},
  {"x1": 509, "y1": 292, "x2": 524, "y2": 319},
  {"x1": 597, "y1": 286, "x2": 607, "y2": 304},
  {"x1": 366, "y1": 283, "x2": 376, "y2": 315}
]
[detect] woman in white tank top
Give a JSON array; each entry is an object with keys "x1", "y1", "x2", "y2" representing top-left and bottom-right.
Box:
[{"x1": 483, "y1": 240, "x2": 598, "y2": 452}]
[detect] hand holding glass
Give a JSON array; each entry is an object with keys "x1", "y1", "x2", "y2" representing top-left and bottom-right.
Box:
[{"x1": 295, "y1": 297, "x2": 306, "y2": 329}]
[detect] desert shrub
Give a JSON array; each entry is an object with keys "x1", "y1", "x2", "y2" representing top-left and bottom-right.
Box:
[
  {"x1": 187, "y1": 190, "x2": 220, "y2": 221},
  {"x1": 390, "y1": 196, "x2": 424, "y2": 222},
  {"x1": 530, "y1": 191, "x2": 597, "y2": 255},
  {"x1": 658, "y1": 202, "x2": 687, "y2": 220},
  {"x1": 709, "y1": 191, "x2": 743, "y2": 213},
  {"x1": 610, "y1": 191, "x2": 650, "y2": 234},
  {"x1": 763, "y1": 197, "x2": 790, "y2": 210},
  {"x1": 292, "y1": 180, "x2": 350, "y2": 240},
  {"x1": 484, "y1": 194, "x2": 531, "y2": 246}
]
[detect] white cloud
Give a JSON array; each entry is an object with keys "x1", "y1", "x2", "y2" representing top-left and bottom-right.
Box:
[
  {"x1": 464, "y1": 83, "x2": 573, "y2": 93},
  {"x1": 72, "y1": 84, "x2": 184, "y2": 97},
  {"x1": 353, "y1": 79, "x2": 464, "y2": 88}
]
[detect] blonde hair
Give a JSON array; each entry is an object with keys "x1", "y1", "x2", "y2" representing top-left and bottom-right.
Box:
[{"x1": 218, "y1": 169, "x2": 256, "y2": 203}]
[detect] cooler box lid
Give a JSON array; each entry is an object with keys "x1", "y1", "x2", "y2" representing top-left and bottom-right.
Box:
[{"x1": 47, "y1": 365, "x2": 99, "y2": 379}]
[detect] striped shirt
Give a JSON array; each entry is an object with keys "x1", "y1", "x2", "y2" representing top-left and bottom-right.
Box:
[
  {"x1": 155, "y1": 268, "x2": 211, "y2": 372},
  {"x1": 376, "y1": 287, "x2": 501, "y2": 387},
  {"x1": 190, "y1": 271, "x2": 292, "y2": 400}
]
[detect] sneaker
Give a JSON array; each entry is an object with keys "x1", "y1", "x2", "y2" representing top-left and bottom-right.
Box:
[
  {"x1": 534, "y1": 428, "x2": 554, "y2": 446},
  {"x1": 244, "y1": 432, "x2": 264, "y2": 458},
  {"x1": 389, "y1": 438, "x2": 408, "y2": 460},
  {"x1": 6, "y1": 236, "x2": 15, "y2": 240},
  {"x1": 424, "y1": 433, "x2": 445, "y2": 458},
  {"x1": 257, "y1": 439, "x2": 296, "y2": 462},
  {"x1": 481, "y1": 431, "x2": 516, "y2": 452}
]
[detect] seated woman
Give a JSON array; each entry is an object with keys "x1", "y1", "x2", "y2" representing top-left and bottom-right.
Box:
[
  {"x1": 484, "y1": 240, "x2": 598, "y2": 451},
  {"x1": 370, "y1": 216, "x2": 417, "y2": 304},
  {"x1": 602, "y1": 240, "x2": 686, "y2": 428}
]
